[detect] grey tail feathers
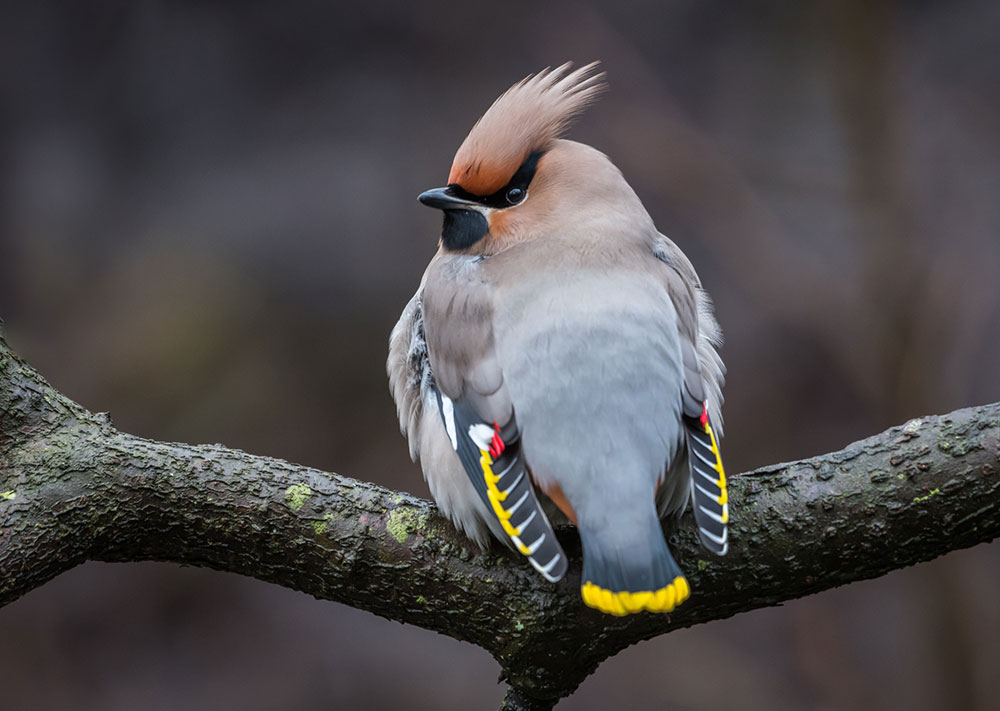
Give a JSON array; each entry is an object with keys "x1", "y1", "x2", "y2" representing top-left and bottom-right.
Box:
[{"x1": 579, "y1": 518, "x2": 690, "y2": 615}]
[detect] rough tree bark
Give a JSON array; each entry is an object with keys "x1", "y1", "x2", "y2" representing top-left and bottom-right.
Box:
[{"x1": 1, "y1": 332, "x2": 999, "y2": 710}]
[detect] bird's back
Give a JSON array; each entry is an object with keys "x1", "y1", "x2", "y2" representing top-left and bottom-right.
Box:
[{"x1": 487, "y1": 236, "x2": 687, "y2": 528}]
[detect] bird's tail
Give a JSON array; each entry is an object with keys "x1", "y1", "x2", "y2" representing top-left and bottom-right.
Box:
[{"x1": 579, "y1": 519, "x2": 689, "y2": 616}]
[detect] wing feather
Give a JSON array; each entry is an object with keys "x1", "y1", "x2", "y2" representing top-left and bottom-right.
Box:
[
  {"x1": 652, "y1": 233, "x2": 729, "y2": 554},
  {"x1": 435, "y1": 389, "x2": 568, "y2": 583},
  {"x1": 390, "y1": 255, "x2": 568, "y2": 581}
]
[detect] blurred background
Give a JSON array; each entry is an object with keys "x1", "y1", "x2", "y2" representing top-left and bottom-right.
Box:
[{"x1": 2, "y1": 1, "x2": 999, "y2": 709}]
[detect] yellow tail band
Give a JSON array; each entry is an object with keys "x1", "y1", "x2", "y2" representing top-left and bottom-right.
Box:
[{"x1": 581, "y1": 576, "x2": 690, "y2": 616}]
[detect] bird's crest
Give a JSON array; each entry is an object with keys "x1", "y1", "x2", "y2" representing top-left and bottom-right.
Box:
[{"x1": 448, "y1": 62, "x2": 606, "y2": 197}]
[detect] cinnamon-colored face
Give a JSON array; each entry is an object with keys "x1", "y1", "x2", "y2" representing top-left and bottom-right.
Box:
[{"x1": 418, "y1": 150, "x2": 542, "y2": 252}]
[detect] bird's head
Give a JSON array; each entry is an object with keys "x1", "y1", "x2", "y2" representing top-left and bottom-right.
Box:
[{"x1": 420, "y1": 62, "x2": 629, "y2": 255}]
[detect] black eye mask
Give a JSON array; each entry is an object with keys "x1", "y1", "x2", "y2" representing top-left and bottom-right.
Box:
[
  {"x1": 439, "y1": 151, "x2": 543, "y2": 250},
  {"x1": 447, "y1": 151, "x2": 542, "y2": 210}
]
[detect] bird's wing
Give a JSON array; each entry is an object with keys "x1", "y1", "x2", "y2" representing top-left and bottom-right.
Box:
[
  {"x1": 683, "y1": 403, "x2": 728, "y2": 555},
  {"x1": 420, "y1": 254, "x2": 568, "y2": 582},
  {"x1": 652, "y1": 234, "x2": 729, "y2": 555},
  {"x1": 388, "y1": 286, "x2": 430, "y2": 460},
  {"x1": 434, "y1": 391, "x2": 568, "y2": 581},
  {"x1": 389, "y1": 282, "x2": 499, "y2": 548}
]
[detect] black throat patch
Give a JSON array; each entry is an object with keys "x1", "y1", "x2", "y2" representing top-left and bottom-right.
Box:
[{"x1": 441, "y1": 209, "x2": 489, "y2": 251}]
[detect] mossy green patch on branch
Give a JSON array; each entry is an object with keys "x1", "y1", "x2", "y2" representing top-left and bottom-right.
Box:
[
  {"x1": 386, "y1": 506, "x2": 428, "y2": 544},
  {"x1": 913, "y1": 487, "x2": 941, "y2": 504},
  {"x1": 1, "y1": 490, "x2": 15, "y2": 501},
  {"x1": 284, "y1": 483, "x2": 313, "y2": 512},
  {"x1": 311, "y1": 512, "x2": 336, "y2": 535}
]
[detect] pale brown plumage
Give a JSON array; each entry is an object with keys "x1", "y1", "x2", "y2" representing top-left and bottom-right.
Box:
[{"x1": 388, "y1": 62, "x2": 727, "y2": 615}]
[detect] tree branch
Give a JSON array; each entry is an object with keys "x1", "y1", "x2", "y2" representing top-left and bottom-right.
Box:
[{"x1": 2, "y1": 333, "x2": 998, "y2": 708}]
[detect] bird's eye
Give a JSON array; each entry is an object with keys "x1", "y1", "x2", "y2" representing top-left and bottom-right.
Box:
[{"x1": 506, "y1": 187, "x2": 525, "y2": 205}]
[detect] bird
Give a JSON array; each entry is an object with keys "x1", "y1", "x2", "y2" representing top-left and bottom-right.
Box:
[{"x1": 387, "y1": 62, "x2": 727, "y2": 616}]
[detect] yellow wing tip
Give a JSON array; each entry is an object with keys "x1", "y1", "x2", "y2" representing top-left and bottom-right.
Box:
[{"x1": 581, "y1": 577, "x2": 690, "y2": 616}]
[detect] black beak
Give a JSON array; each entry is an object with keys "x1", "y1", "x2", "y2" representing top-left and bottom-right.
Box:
[{"x1": 417, "y1": 186, "x2": 480, "y2": 211}]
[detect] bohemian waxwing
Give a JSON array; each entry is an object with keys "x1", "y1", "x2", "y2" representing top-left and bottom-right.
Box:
[{"x1": 388, "y1": 62, "x2": 727, "y2": 616}]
